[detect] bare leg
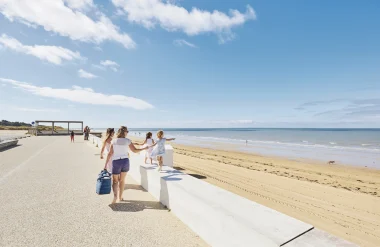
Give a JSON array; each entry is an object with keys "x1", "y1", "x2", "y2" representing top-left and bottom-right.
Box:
[
  {"x1": 158, "y1": 156, "x2": 163, "y2": 171},
  {"x1": 111, "y1": 174, "x2": 120, "y2": 204},
  {"x1": 150, "y1": 158, "x2": 153, "y2": 165},
  {"x1": 144, "y1": 157, "x2": 147, "y2": 164},
  {"x1": 119, "y1": 172, "x2": 127, "y2": 201}
]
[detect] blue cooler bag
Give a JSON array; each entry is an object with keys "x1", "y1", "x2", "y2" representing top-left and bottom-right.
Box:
[{"x1": 96, "y1": 170, "x2": 111, "y2": 195}]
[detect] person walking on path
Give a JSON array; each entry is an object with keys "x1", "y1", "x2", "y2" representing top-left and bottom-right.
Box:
[
  {"x1": 84, "y1": 126, "x2": 88, "y2": 140},
  {"x1": 150, "y1": 130, "x2": 175, "y2": 172},
  {"x1": 100, "y1": 128, "x2": 115, "y2": 173},
  {"x1": 85, "y1": 127, "x2": 90, "y2": 140},
  {"x1": 70, "y1": 130, "x2": 75, "y2": 142},
  {"x1": 104, "y1": 126, "x2": 149, "y2": 204}
]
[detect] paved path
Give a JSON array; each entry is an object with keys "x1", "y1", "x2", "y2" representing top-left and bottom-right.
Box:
[{"x1": 0, "y1": 136, "x2": 207, "y2": 247}]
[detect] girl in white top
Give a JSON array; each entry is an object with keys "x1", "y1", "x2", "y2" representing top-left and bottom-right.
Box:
[
  {"x1": 100, "y1": 128, "x2": 115, "y2": 173},
  {"x1": 135, "y1": 132, "x2": 156, "y2": 164},
  {"x1": 105, "y1": 126, "x2": 148, "y2": 204},
  {"x1": 150, "y1": 130, "x2": 175, "y2": 172}
]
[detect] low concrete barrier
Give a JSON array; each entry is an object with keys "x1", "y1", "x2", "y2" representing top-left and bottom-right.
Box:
[
  {"x1": 0, "y1": 139, "x2": 19, "y2": 150},
  {"x1": 88, "y1": 134, "x2": 357, "y2": 247}
]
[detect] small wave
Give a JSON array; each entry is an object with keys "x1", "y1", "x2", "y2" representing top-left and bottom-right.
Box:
[{"x1": 329, "y1": 142, "x2": 336, "y2": 145}]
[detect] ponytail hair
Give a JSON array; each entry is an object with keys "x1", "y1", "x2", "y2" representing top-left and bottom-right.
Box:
[
  {"x1": 103, "y1": 128, "x2": 115, "y2": 145},
  {"x1": 146, "y1": 132, "x2": 152, "y2": 140},
  {"x1": 116, "y1": 126, "x2": 128, "y2": 138}
]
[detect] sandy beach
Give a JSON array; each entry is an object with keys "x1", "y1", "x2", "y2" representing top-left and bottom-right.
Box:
[
  {"x1": 130, "y1": 136, "x2": 380, "y2": 247},
  {"x1": 0, "y1": 130, "x2": 28, "y2": 136},
  {"x1": 0, "y1": 130, "x2": 28, "y2": 141}
]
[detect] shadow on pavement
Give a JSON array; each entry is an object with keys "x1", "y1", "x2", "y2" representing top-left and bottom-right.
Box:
[
  {"x1": 124, "y1": 184, "x2": 146, "y2": 191},
  {"x1": 0, "y1": 144, "x2": 22, "y2": 152},
  {"x1": 109, "y1": 200, "x2": 167, "y2": 212}
]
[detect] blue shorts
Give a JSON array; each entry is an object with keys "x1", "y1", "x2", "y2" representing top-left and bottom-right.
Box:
[{"x1": 112, "y1": 158, "x2": 130, "y2": 174}]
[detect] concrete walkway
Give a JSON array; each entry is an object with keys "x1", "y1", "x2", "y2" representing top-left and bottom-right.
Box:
[{"x1": 0, "y1": 136, "x2": 207, "y2": 247}]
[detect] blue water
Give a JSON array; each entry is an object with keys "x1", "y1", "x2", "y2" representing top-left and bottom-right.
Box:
[{"x1": 94, "y1": 128, "x2": 380, "y2": 168}]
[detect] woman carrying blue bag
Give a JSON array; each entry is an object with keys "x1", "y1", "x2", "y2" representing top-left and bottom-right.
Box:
[{"x1": 104, "y1": 126, "x2": 148, "y2": 204}]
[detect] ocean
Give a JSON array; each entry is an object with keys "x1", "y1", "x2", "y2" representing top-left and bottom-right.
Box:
[{"x1": 95, "y1": 128, "x2": 380, "y2": 168}]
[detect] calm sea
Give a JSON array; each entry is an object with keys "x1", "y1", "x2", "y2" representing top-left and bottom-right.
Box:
[{"x1": 94, "y1": 128, "x2": 380, "y2": 168}]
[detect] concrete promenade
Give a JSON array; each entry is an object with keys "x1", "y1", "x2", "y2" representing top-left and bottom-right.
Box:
[{"x1": 0, "y1": 136, "x2": 207, "y2": 247}]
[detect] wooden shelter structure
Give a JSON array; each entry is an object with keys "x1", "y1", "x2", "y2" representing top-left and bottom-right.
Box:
[{"x1": 28, "y1": 120, "x2": 83, "y2": 136}]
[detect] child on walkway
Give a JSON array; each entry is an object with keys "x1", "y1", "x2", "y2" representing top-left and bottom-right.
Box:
[
  {"x1": 150, "y1": 130, "x2": 175, "y2": 171},
  {"x1": 70, "y1": 131, "x2": 74, "y2": 142},
  {"x1": 100, "y1": 128, "x2": 115, "y2": 173},
  {"x1": 136, "y1": 132, "x2": 155, "y2": 164}
]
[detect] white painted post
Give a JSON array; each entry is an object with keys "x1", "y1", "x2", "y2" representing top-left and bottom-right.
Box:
[{"x1": 163, "y1": 145, "x2": 173, "y2": 167}]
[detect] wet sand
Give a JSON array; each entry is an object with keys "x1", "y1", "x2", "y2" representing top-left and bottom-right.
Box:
[{"x1": 130, "y1": 136, "x2": 380, "y2": 247}]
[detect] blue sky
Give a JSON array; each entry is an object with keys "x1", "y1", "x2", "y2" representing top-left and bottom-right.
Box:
[{"x1": 0, "y1": 0, "x2": 379, "y2": 128}]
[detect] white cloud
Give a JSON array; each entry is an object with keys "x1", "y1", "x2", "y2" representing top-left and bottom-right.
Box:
[
  {"x1": 63, "y1": 0, "x2": 94, "y2": 11},
  {"x1": 94, "y1": 60, "x2": 120, "y2": 72},
  {"x1": 78, "y1": 69, "x2": 97, "y2": 79},
  {"x1": 173, "y1": 39, "x2": 197, "y2": 48},
  {"x1": 92, "y1": 64, "x2": 106, "y2": 70},
  {"x1": 1, "y1": 84, "x2": 6, "y2": 87},
  {"x1": 94, "y1": 46, "x2": 103, "y2": 51},
  {"x1": 0, "y1": 34, "x2": 83, "y2": 65},
  {"x1": 208, "y1": 120, "x2": 254, "y2": 125},
  {"x1": 227, "y1": 120, "x2": 254, "y2": 124},
  {"x1": 140, "y1": 119, "x2": 254, "y2": 126},
  {"x1": 13, "y1": 107, "x2": 60, "y2": 112},
  {"x1": 0, "y1": 0, "x2": 136, "y2": 49},
  {"x1": 0, "y1": 78, "x2": 154, "y2": 110},
  {"x1": 112, "y1": 0, "x2": 256, "y2": 42},
  {"x1": 101, "y1": 60, "x2": 119, "y2": 67}
]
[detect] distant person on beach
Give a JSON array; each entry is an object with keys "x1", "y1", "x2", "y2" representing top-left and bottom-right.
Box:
[
  {"x1": 84, "y1": 126, "x2": 88, "y2": 140},
  {"x1": 135, "y1": 132, "x2": 155, "y2": 164},
  {"x1": 150, "y1": 130, "x2": 175, "y2": 172},
  {"x1": 100, "y1": 128, "x2": 115, "y2": 173},
  {"x1": 104, "y1": 126, "x2": 149, "y2": 204},
  {"x1": 70, "y1": 131, "x2": 74, "y2": 142}
]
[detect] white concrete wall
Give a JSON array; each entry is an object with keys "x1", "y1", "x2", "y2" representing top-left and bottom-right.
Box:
[
  {"x1": 128, "y1": 153, "x2": 312, "y2": 247},
  {"x1": 88, "y1": 134, "x2": 357, "y2": 247}
]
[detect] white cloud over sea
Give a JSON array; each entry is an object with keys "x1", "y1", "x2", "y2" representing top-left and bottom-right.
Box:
[
  {"x1": 112, "y1": 0, "x2": 256, "y2": 43},
  {"x1": 78, "y1": 69, "x2": 97, "y2": 79},
  {"x1": 0, "y1": 78, "x2": 154, "y2": 110},
  {"x1": 0, "y1": 0, "x2": 136, "y2": 49},
  {"x1": 173, "y1": 39, "x2": 197, "y2": 48},
  {"x1": 0, "y1": 34, "x2": 83, "y2": 65}
]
